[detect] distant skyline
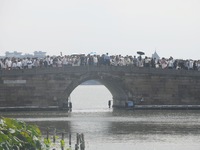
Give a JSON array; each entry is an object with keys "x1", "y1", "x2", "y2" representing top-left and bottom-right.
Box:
[{"x1": 0, "y1": 0, "x2": 200, "y2": 59}]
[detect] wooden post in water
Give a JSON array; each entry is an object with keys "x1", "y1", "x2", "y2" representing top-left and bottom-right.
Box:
[
  {"x1": 69, "y1": 133, "x2": 72, "y2": 147},
  {"x1": 61, "y1": 132, "x2": 64, "y2": 150},
  {"x1": 53, "y1": 128, "x2": 56, "y2": 143},
  {"x1": 46, "y1": 127, "x2": 49, "y2": 140},
  {"x1": 75, "y1": 133, "x2": 79, "y2": 150},
  {"x1": 76, "y1": 133, "x2": 80, "y2": 145},
  {"x1": 75, "y1": 144, "x2": 78, "y2": 150},
  {"x1": 80, "y1": 133, "x2": 85, "y2": 150}
]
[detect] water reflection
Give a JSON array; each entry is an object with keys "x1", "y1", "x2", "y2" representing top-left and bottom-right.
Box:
[{"x1": 1, "y1": 110, "x2": 200, "y2": 150}]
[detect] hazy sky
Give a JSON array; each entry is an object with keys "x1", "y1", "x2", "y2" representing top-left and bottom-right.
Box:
[{"x1": 0, "y1": 0, "x2": 200, "y2": 59}]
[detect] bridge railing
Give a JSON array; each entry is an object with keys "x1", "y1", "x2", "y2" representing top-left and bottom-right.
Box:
[{"x1": 1, "y1": 65, "x2": 200, "y2": 77}]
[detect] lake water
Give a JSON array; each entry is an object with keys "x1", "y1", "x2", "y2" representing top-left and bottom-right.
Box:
[{"x1": 1, "y1": 85, "x2": 200, "y2": 150}]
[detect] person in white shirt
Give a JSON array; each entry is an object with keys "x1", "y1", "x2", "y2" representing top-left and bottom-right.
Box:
[
  {"x1": 93, "y1": 55, "x2": 98, "y2": 66},
  {"x1": 17, "y1": 60, "x2": 22, "y2": 69},
  {"x1": 12, "y1": 61, "x2": 17, "y2": 69}
]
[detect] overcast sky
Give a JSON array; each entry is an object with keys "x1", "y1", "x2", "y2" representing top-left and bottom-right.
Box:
[{"x1": 0, "y1": 0, "x2": 200, "y2": 59}]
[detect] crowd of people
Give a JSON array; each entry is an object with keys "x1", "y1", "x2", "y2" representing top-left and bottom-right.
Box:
[{"x1": 0, "y1": 53, "x2": 200, "y2": 71}]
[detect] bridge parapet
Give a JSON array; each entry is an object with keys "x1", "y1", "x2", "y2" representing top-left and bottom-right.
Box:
[{"x1": 1, "y1": 66, "x2": 200, "y2": 76}]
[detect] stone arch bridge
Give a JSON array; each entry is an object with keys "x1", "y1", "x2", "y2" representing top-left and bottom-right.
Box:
[{"x1": 1, "y1": 66, "x2": 200, "y2": 110}]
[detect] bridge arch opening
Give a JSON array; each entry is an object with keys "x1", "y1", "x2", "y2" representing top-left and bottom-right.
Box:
[
  {"x1": 62, "y1": 73, "x2": 129, "y2": 110},
  {"x1": 69, "y1": 80, "x2": 113, "y2": 112}
]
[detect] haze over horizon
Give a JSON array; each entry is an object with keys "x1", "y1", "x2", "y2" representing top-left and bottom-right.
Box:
[{"x1": 0, "y1": 0, "x2": 200, "y2": 60}]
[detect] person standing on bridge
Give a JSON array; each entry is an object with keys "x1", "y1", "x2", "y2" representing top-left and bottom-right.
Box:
[
  {"x1": 104, "y1": 53, "x2": 110, "y2": 65},
  {"x1": 69, "y1": 101, "x2": 72, "y2": 112},
  {"x1": 108, "y1": 100, "x2": 111, "y2": 108}
]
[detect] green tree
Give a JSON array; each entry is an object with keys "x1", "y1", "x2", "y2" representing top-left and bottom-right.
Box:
[{"x1": 0, "y1": 117, "x2": 46, "y2": 150}]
